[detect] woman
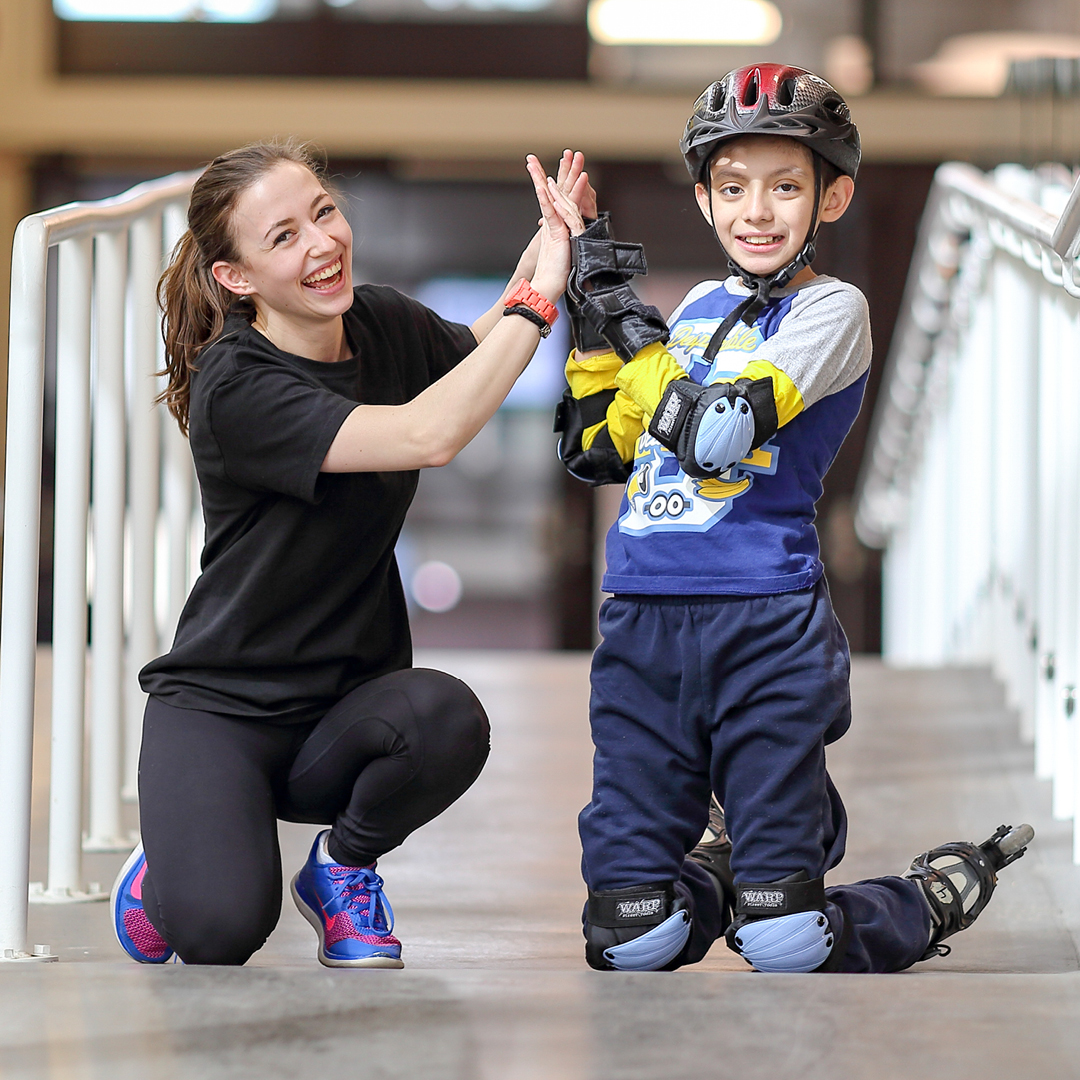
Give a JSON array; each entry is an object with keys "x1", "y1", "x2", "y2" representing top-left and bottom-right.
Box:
[{"x1": 110, "y1": 140, "x2": 587, "y2": 967}]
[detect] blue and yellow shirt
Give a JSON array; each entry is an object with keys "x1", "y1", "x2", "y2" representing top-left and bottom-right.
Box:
[{"x1": 565, "y1": 274, "x2": 871, "y2": 596}]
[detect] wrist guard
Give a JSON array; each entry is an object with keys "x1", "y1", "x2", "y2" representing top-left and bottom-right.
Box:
[
  {"x1": 567, "y1": 218, "x2": 669, "y2": 362},
  {"x1": 565, "y1": 215, "x2": 617, "y2": 354},
  {"x1": 647, "y1": 377, "x2": 778, "y2": 479}
]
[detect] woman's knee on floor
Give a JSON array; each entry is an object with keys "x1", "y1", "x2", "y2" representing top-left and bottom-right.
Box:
[{"x1": 164, "y1": 890, "x2": 280, "y2": 966}]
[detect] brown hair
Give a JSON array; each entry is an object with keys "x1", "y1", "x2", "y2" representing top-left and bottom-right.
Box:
[{"x1": 157, "y1": 139, "x2": 331, "y2": 435}]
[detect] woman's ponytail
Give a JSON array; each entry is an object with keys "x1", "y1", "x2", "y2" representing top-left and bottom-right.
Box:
[
  {"x1": 156, "y1": 139, "x2": 327, "y2": 436},
  {"x1": 158, "y1": 230, "x2": 252, "y2": 436}
]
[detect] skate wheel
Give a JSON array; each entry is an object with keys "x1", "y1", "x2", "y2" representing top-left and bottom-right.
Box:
[{"x1": 997, "y1": 824, "x2": 1035, "y2": 859}]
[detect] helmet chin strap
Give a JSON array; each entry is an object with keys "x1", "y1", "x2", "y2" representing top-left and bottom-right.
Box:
[{"x1": 702, "y1": 154, "x2": 822, "y2": 366}]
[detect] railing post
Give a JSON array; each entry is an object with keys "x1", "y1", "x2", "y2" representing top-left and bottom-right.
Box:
[
  {"x1": 85, "y1": 227, "x2": 130, "y2": 853},
  {"x1": 1035, "y1": 286, "x2": 1062, "y2": 779},
  {"x1": 1051, "y1": 292, "x2": 1080, "y2": 823},
  {"x1": 124, "y1": 214, "x2": 162, "y2": 803},
  {"x1": 0, "y1": 216, "x2": 56, "y2": 960},
  {"x1": 40, "y1": 235, "x2": 99, "y2": 902}
]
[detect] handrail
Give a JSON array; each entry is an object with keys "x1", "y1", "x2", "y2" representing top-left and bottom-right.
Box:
[
  {"x1": 25, "y1": 172, "x2": 202, "y2": 244},
  {"x1": 855, "y1": 163, "x2": 1080, "y2": 548},
  {"x1": 0, "y1": 170, "x2": 199, "y2": 962},
  {"x1": 1052, "y1": 170, "x2": 1080, "y2": 259},
  {"x1": 854, "y1": 159, "x2": 1080, "y2": 861}
]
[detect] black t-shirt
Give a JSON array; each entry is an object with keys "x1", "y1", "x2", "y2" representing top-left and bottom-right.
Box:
[{"x1": 140, "y1": 285, "x2": 476, "y2": 723}]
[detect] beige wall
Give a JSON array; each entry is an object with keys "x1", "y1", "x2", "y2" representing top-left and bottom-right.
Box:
[{"x1": 0, "y1": 1, "x2": 1072, "y2": 166}]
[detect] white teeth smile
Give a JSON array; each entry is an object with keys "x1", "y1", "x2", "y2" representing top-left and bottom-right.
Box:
[
  {"x1": 743, "y1": 236, "x2": 782, "y2": 245},
  {"x1": 302, "y1": 259, "x2": 342, "y2": 285}
]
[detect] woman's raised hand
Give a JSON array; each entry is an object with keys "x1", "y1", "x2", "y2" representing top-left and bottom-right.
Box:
[
  {"x1": 526, "y1": 154, "x2": 581, "y2": 302},
  {"x1": 502, "y1": 151, "x2": 595, "y2": 297}
]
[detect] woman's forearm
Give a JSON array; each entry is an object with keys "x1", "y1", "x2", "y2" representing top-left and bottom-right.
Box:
[
  {"x1": 470, "y1": 228, "x2": 543, "y2": 343},
  {"x1": 470, "y1": 278, "x2": 521, "y2": 343},
  {"x1": 324, "y1": 156, "x2": 578, "y2": 474},
  {"x1": 322, "y1": 312, "x2": 545, "y2": 473}
]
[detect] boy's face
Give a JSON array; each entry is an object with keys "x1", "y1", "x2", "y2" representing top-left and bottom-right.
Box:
[{"x1": 694, "y1": 136, "x2": 855, "y2": 279}]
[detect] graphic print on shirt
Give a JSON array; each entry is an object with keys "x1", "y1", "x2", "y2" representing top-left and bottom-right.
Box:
[{"x1": 619, "y1": 317, "x2": 778, "y2": 537}]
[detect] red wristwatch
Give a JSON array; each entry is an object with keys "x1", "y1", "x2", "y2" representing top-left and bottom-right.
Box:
[{"x1": 504, "y1": 279, "x2": 559, "y2": 328}]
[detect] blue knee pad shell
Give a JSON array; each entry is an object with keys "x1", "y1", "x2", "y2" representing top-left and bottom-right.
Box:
[
  {"x1": 603, "y1": 910, "x2": 691, "y2": 971},
  {"x1": 725, "y1": 874, "x2": 839, "y2": 973},
  {"x1": 730, "y1": 910, "x2": 833, "y2": 972},
  {"x1": 584, "y1": 883, "x2": 692, "y2": 971}
]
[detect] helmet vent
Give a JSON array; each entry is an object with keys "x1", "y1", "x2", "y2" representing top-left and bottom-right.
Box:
[
  {"x1": 743, "y1": 71, "x2": 759, "y2": 107},
  {"x1": 777, "y1": 78, "x2": 796, "y2": 107},
  {"x1": 823, "y1": 97, "x2": 850, "y2": 122},
  {"x1": 708, "y1": 81, "x2": 726, "y2": 115}
]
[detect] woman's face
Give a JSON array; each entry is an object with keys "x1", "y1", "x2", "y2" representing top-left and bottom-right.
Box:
[{"x1": 212, "y1": 161, "x2": 354, "y2": 324}]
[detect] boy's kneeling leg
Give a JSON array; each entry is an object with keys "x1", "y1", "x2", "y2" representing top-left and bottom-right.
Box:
[
  {"x1": 584, "y1": 883, "x2": 691, "y2": 971},
  {"x1": 725, "y1": 873, "x2": 843, "y2": 973}
]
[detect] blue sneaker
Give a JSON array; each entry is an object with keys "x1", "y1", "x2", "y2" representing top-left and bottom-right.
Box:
[
  {"x1": 290, "y1": 831, "x2": 404, "y2": 968},
  {"x1": 110, "y1": 843, "x2": 174, "y2": 964}
]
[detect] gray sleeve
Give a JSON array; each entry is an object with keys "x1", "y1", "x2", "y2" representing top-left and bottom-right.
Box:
[{"x1": 753, "y1": 280, "x2": 872, "y2": 409}]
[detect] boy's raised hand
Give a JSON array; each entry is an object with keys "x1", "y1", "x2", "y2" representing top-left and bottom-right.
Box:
[
  {"x1": 542, "y1": 169, "x2": 588, "y2": 239},
  {"x1": 555, "y1": 150, "x2": 598, "y2": 226}
]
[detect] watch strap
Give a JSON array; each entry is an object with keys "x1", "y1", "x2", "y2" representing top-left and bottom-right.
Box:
[{"x1": 504, "y1": 279, "x2": 559, "y2": 327}]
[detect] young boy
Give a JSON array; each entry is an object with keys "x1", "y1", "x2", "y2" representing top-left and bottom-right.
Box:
[{"x1": 552, "y1": 64, "x2": 1033, "y2": 973}]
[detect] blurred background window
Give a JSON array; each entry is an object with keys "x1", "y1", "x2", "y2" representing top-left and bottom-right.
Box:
[
  {"x1": 54, "y1": 0, "x2": 589, "y2": 78},
  {"x1": 25, "y1": 0, "x2": 1080, "y2": 653},
  {"x1": 55, "y1": 0, "x2": 579, "y2": 18},
  {"x1": 55, "y1": 0, "x2": 277, "y2": 19}
]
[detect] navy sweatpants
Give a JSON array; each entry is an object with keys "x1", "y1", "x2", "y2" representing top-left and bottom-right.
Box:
[{"x1": 579, "y1": 580, "x2": 931, "y2": 973}]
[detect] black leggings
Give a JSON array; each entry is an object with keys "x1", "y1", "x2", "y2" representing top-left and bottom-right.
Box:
[{"x1": 138, "y1": 668, "x2": 490, "y2": 965}]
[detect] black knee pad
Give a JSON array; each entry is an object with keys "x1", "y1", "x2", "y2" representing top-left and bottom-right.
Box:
[
  {"x1": 583, "y1": 883, "x2": 692, "y2": 971},
  {"x1": 724, "y1": 873, "x2": 844, "y2": 973}
]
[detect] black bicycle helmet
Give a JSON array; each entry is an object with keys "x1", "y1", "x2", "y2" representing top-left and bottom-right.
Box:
[
  {"x1": 680, "y1": 64, "x2": 861, "y2": 183},
  {"x1": 679, "y1": 64, "x2": 861, "y2": 363}
]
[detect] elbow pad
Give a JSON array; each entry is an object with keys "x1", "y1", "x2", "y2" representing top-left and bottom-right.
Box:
[
  {"x1": 567, "y1": 224, "x2": 669, "y2": 362},
  {"x1": 553, "y1": 389, "x2": 634, "y2": 487},
  {"x1": 648, "y1": 377, "x2": 778, "y2": 479}
]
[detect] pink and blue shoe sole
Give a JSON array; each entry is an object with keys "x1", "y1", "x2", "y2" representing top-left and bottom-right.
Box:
[{"x1": 110, "y1": 844, "x2": 175, "y2": 964}]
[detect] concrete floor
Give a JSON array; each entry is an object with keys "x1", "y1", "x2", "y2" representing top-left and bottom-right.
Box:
[{"x1": 3, "y1": 653, "x2": 1080, "y2": 1078}]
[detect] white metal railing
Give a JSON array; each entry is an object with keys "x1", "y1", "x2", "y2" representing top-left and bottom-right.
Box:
[
  {"x1": 0, "y1": 172, "x2": 200, "y2": 961},
  {"x1": 856, "y1": 161, "x2": 1080, "y2": 862}
]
